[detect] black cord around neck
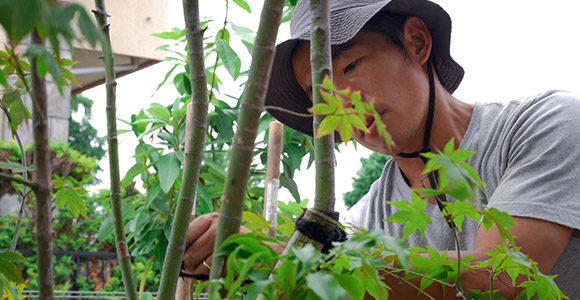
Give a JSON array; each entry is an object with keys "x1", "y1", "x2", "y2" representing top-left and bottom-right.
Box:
[
  {"x1": 397, "y1": 58, "x2": 436, "y2": 159},
  {"x1": 395, "y1": 59, "x2": 456, "y2": 229}
]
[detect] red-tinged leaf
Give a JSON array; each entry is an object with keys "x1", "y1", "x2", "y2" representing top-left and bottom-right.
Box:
[
  {"x1": 320, "y1": 89, "x2": 337, "y2": 106},
  {"x1": 339, "y1": 119, "x2": 353, "y2": 143},
  {"x1": 348, "y1": 114, "x2": 367, "y2": 131},
  {"x1": 321, "y1": 75, "x2": 333, "y2": 91},
  {"x1": 336, "y1": 86, "x2": 351, "y2": 96},
  {"x1": 316, "y1": 115, "x2": 340, "y2": 138},
  {"x1": 309, "y1": 103, "x2": 336, "y2": 115}
]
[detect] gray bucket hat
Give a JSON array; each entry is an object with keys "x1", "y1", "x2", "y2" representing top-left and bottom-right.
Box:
[{"x1": 264, "y1": 0, "x2": 464, "y2": 139}]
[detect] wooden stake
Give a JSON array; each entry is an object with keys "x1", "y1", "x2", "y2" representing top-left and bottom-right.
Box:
[{"x1": 263, "y1": 121, "x2": 283, "y2": 237}]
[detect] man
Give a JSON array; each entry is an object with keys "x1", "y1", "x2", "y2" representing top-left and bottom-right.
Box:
[{"x1": 184, "y1": 0, "x2": 580, "y2": 298}]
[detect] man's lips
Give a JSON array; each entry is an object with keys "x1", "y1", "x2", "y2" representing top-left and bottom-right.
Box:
[{"x1": 365, "y1": 109, "x2": 385, "y2": 135}]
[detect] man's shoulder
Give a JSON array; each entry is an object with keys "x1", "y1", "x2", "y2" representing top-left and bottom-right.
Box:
[
  {"x1": 466, "y1": 90, "x2": 580, "y2": 145},
  {"x1": 478, "y1": 90, "x2": 580, "y2": 123}
]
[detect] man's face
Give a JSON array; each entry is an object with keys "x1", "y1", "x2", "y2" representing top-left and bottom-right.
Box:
[{"x1": 292, "y1": 28, "x2": 431, "y2": 155}]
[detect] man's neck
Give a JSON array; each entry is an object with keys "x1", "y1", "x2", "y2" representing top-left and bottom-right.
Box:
[{"x1": 393, "y1": 86, "x2": 474, "y2": 189}]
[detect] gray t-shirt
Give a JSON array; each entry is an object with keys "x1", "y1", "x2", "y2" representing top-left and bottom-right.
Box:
[{"x1": 347, "y1": 90, "x2": 580, "y2": 298}]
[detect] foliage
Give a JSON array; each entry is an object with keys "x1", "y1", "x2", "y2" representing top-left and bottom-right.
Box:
[
  {"x1": 68, "y1": 95, "x2": 106, "y2": 161},
  {"x1": 310, "y1": 76, "x2": 391, "y2": 147},
  {"x1": 188, "y1": 139, "x2": 567, "y2": 300},
  {"x1": 98, "y1": 0, "x2": 312, "y2": 281},
  {"x1": 343, "y1": 152, "x2": 390, "y2": 208}
]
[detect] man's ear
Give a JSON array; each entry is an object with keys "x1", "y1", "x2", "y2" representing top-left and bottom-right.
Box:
[{"x1": 401, "y1": 16, "x2": 432, "y2": 65}]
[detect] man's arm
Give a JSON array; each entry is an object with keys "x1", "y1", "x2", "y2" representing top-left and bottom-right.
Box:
[{"x1": 372, "y1": 216, "x2": 572, "y2": 299}]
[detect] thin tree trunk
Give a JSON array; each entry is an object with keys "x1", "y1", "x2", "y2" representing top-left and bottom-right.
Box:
[
  {"x1": 30, "y1": 30, "x2": 54, "y2": 300},
  {"x1": 209, "y1": 0, "x2": 286, "y2": 280},
  {"x1": 309, "y1": 0, "x2": 335, "y2": 212},
  {"x1": 284, "y1": 0, "x2": 338, "y2": 251},
  {"x1": 93, "y1": 2, "x2": 138, "y2": 299},
  {"x1": 157, "y1": 1, "x2": 210, "y2": 299}
]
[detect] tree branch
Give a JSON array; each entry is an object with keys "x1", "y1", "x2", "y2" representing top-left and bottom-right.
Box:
[{"x1": 0, "y1": 172, "x2": 37, "y2": 189}]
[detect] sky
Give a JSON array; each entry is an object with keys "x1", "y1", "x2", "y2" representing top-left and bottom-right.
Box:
[{"x1": 82, "y1": 0, "x2": 580, "y2": 219}]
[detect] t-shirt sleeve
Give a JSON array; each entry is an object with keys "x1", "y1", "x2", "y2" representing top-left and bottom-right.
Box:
[{"x1": 488, "y1": 92, "x2": 580, "y2": 231}]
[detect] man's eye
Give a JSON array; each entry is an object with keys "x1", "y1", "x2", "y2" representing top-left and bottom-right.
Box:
[{"x1": 343, "y1": 59, "x2": 361, "y2": 74}]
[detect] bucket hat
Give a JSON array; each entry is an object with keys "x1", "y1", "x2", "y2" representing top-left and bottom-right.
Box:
[{"x1": 264, "y1": 0, "x2": 464, "y2": 140}]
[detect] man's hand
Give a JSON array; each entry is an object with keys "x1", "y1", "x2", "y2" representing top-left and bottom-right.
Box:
[
  {"x1": 182, "y1": 212, "x2": 286, "y2": 275},
  {"x1": 182, "y1": 213, "x2": 246, "y2": 275}
]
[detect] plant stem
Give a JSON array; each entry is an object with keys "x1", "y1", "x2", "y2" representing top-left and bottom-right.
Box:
[
  {"x1": 283, "y1": 0, "x2": 338, "y2": 252},
  {"x1": 10, "y1": 132, "x2": 29, "y2": 251},
  {"x1": 0, "y1": 172, "x2": 37, "y2": 189},
  {"x1": 156, "y1": 1, "x2": 210, "y2": 298},
  {"x1": 207, "y1": 0, "x2": 229, "y2": 103},
  {"x1": 93, "y1": 2, "x2": 138, "y2": 299},
  {"x1": 30, "y1": 29, "x2": 54, "y2": 300},
  {"x1": 139, "y1": 256, "x2": 154, "y2": 299},
  {"x1": 309, "y1": 0, "x2": 335, "y2": 213},
  {"x1": 209, "y1": 0, "x2": 285, "y2": 280}
]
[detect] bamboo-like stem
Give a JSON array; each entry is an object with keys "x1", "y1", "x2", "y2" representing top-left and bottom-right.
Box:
[
  {"x1": 30, "y1": 30, "x2": 54, "y2": 300},
  {"x1": 0, "y1": 172, "x2": 37, "y2": 189},
  {"x1": 157, "y1": 2, "x2": 209, "y2": 298},
  {"x1": 309, "y1": 0, "x2": 335, "y2": 213},
  {"x1": 263, "y1": 122, "x2": 283, "y2": 237},
  {"x1": 283, "y1": 0, "x2": 337, "y2": 251},
  {"x1": 209, "y1": 0, "x2": 286, "y2": 280},
  {"x1": 93, "y1": 2, "x2": 138, "y2": 299}
]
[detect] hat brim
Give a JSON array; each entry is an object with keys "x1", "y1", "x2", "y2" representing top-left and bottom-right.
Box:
[{"x1": 265, "y1": 0, "x2": 464, "y2": 142}]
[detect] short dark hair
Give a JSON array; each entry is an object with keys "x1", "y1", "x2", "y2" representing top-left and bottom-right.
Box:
[{"x1": 361, "y1": 11, "x2": 407, "y2": 54}]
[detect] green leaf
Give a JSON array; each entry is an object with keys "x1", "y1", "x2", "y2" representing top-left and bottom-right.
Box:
[
  {"x1": 348, "y1": 114, "x2": 367, "y2": 131},
  {"x1": 121, "y1": 162, "x2": 148, "y2": 189},
  {"x1": 309, "y1": 103, "x2": 336, "y2": 115},
  {"x1": 277, "y1": 260, "x2": 298, "y2": 290},
  {"x1": 0, "y1": 251, "x2": 26, "y2": 264},
  {"x1": 333, "y1": 273, "x2": 364, "y2": 300},
  {"x1": 0, "y1": 259, "x2": 22, "y2": 283},
  {"x1": 216, "y1": 40, "x2": 241, "y2": 80},
  {"x1": 0, "y1": 70, "x2": 7, "y2": 88},
  {"x1": 280, "y1": 172, "x2": 301, "y2": 202},
  {"x1": 442, "y1": 200, "x2": 479, "y2": 232},
  {"x1": 320, "y1": 90, "x2": 338, "y2": 106},
  {"x1": 2, "y1": 90, "x2": 31, "y2": 134},
  {"x1": 0, "y1": 161, "x2": 33, "y2": 173},
  {"x1": 157, "y1": 152, "x2": 181, "y2": 193},
  {"x1": 230, "y1": 23, "x2": 255, "y2": 43},
  {"x1": 217, "y1": 28, "x2": 230, "y2": 43},
  {"x1": 151, "y1": 29, "x2": 184, "y2": 40},
  {"x1": 386, "y1": 192, "x2": 432, "y2": 239},
  {"x1": 7, "y1": 0, "x2": 40, "y2": 44},
  {"x1": 339, "y1": 119, "x2": 353, "y2": 143},
  {"x1": 306, "y1": 272, "x2": 346, "y2": 300},
  {"x1": 481, "y1": 208, "x2": 515, "y2": 244},
  {"x1": 316, "y1": 115, "x2": 340, "y2": 138},
  {"x1": 242, "y1": 211, "x2": 270, "y2": 232},
  {"x1": 77, "y1": 8, "x2": 101, "y2": 47},
  {"x1": 147, "y1": 106, "x2": 171, "y2": 124},
  {"x1": 97, "y1": 217, "x2": 114, "y2": 241},
  {"x1": 54, "y1": 186, "x2": 87, "y2": 218},
  {"x1": 233, "y1": 0, "x2": 252, "y2": 13}
]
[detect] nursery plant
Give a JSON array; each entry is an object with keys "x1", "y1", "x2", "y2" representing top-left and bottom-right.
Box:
[{"x1": 0, "y1": 0, "x2": 569, "y2": 299}]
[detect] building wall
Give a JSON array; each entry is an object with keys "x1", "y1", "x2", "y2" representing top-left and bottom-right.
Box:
[{"x1": 74, "y1": 0, "x2": 167, "y2": 61}]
